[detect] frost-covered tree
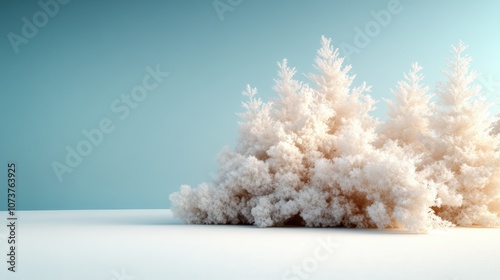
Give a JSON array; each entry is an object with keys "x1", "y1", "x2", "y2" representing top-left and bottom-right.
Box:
[
  {"x1": 494, "y1": 117, "x2": 500, "y2": 135},
  {"x1": 169, "y1": 38, "x2": 500, "y2": 232},
  {"x1": 429, "y1": 42, "x2": 500, "y2": 226},
  {"x1": 170, "y1": 37, "x2": 452, "y2": 232},
  {"x1": 379, "y1": 63, "x2": 433, "y2": 157}
]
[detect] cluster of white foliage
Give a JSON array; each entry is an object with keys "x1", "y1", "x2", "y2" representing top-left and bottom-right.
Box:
[
  {"x1": 170, "y1": 37, "x2": 500, "y2": 232},
  {"x1": 495, "y1": 117, "x2": 500, "y2": 135}
]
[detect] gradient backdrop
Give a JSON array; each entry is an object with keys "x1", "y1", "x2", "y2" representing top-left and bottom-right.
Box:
[{"x1": 1, "y1": 0, "x2": 499, "y2": 210}]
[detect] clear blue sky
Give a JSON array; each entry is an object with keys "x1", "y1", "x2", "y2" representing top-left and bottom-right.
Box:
[{"x1": 1, "y1": 0, "x2": 499, "y2": 210}]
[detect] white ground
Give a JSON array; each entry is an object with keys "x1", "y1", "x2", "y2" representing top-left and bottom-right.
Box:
[{"x1": 0, "y1": 210, "x2": 499, "y2": 280}]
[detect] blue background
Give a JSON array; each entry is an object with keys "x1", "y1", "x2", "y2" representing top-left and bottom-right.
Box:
[{"x1": 1, "y1": 0, "x2": 499, "y2": 210}]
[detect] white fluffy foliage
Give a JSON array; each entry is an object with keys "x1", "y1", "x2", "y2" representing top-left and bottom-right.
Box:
[
  {"x1": 379, "y1": 63, "x2": 433, "y2": 157},
  {"x1": 494, "y1": 117, "x2": 500, "y2": 135},
  {"x1": 428, "y1": 42, "x2": 500, "y2": 226},
  {"x1": 170, "y1": 37, "x2": 500, "y2": 232}
]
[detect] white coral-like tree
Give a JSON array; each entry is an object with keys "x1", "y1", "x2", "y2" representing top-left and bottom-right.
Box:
[
  {"x1": 379, "y1": 62, "x2": 433, "y2": 158},
  {"x1": 428, "y1": 42, "x2": 500, "y2": 226},
  {"x1": 494, "y1": 116, "x2": 500, "y2": 135},
  {"x1": 170, "y1": 37, "x2": 500, "y2": 232}
]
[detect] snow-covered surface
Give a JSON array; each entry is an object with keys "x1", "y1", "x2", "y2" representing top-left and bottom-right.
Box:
[{"x1": 0, "y1": 210, "x2": 499, "y2": 280}]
